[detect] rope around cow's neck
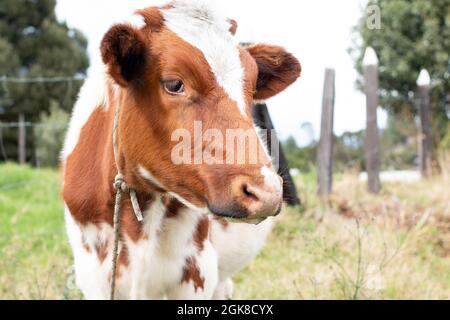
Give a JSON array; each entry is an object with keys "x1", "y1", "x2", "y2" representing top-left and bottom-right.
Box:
[{"x1": 110, "y1": 103, "x2": 144, "y2": 300}]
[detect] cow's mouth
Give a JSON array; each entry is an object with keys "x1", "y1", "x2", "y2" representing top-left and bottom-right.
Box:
[
  {"x1": 225, "y1": 217, "x2": 268, "y2": 226},
  {"x1": 207, "y1": 203, "x2": 282, "y2": 225}
]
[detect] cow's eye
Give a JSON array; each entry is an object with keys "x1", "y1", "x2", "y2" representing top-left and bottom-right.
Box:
[{"x1": 162, "y1": 79, "x2": 185, "y2": 95}]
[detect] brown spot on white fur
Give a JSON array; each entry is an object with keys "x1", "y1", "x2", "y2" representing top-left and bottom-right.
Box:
[
  {"x1": 95, "y1": 239, "x2": 108, "y2": 263},
  {"x1": 82, "y1": 238, "x2": 91, "y2": 253},
  {"x1": 213, "y1": 216, "x2": 229, "y2": 230},
  {"x1": 165, "y1": 198, "x2": 184, "y2": 219},
  {"x1": 193, "y1": 217, "x2": 209, "y2": 251},
  {"x1": 181, "y1": 257, "x2": 205, "y2": 292},
  {"x1": 228, "y1": 19, "x2": 238, "y2": 35},
  {"x1": 119, "y1": 245, "x2": 129, "y2": 266}
]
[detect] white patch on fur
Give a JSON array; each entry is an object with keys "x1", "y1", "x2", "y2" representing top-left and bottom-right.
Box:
[
  {"x1": 65, "y1": 205, "x2": 113, "y2": 299},
  {"x1": 138, "y1": 164, "x2": 206, "y2": 212},
  {"x1": 138, "y1": 165, "x2": 165, "y2": 190},
  {"x1": 124, "y1": 196, "x2": 167, "y2": 299},
  {"x1": 212, "y1": 278, "x2": 234, "y2": 300},
  {"x1": 161, "y1": 0, "x2": 247, "y2": 117},
  {"x1": 210, "y1": 217, "x2": 274, "y2": 282},
  {"x1": 61, "y1": 65, "x2": 112, "y2": 160},
  {"x1": 66, "y1": 195, "x2": 218, "y2": 299},
  {"x1": 261, "y1": 166, "x2": 282, "y2": 195}
]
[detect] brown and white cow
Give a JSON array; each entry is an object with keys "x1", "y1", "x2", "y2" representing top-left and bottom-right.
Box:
[{"x1": 62, "y1": 0, "x2": 301, "y2": 300}]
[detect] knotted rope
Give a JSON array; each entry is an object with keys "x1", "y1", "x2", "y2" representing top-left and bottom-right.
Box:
[{"x1": 110, "y1": 103, "x2": 144, "y2": 300}]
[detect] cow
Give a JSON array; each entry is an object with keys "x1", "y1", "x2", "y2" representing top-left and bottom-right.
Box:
[{"x1": 62, "y1": 0, "x2": 301, "y2": 300}]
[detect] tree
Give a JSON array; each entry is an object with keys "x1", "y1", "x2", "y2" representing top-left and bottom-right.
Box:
[
  {"x1": 34, "y1": 102, "x2": 69, "y2": 167},
  {"x1": 283, "y1": 136, "x2": 317, "y2": 173},
  {"x1": 351, "y1": 0, "x2": 450, "y2": 149},
  {"x1": 333, "y1": 131, "x2": 365, "y2": 172},
  {"x1": 0, "y1": 0, "x2": 89, "y2": 162}
]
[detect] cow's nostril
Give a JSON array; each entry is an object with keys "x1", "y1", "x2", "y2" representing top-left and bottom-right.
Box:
[{"x1": 242, "y1": 184, "x2": 259, "y2": 201}]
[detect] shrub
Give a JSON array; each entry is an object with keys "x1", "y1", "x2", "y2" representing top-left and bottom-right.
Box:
[{"x1": 34, "y1": 103, "x2": 69, "y2": 167}]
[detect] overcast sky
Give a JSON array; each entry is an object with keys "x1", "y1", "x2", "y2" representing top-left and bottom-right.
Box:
[{"x1": 56, "y1": 0, "x2": 386, "y2": 146}]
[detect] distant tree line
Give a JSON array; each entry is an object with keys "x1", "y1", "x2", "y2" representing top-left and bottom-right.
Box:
[
  {"x1": 351, "y1": 0, "x2": 450, "y2": 156},
  {"x1": 283, "y1": 117, "x2": 421, "y2": 173},
  {"x1": 286, "y1": 0, "x2": 450, "y2": 174},
  {"x1": 0, "y1": 0, "x2": 89, "y2": 164}
]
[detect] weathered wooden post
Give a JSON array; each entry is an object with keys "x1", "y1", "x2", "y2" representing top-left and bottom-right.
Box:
[
  {"x1": 363, "y1": 47, "x2": 381, "y2": 194},
  {"x1": 317, "y1": 68, "x2": 335, "y2": 197},
  {"x1": 18, "y1": 113, "x2": 26, "y2": 165},
  {"x1": 417, "y1": 69, "x2": 432, "y2": 178}
]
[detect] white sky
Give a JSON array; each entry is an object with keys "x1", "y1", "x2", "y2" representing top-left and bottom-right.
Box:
[{"x1": 56, "y1": 0, "x2": 387, "y2": 146}]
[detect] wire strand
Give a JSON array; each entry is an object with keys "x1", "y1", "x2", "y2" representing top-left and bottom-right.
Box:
[{"x1": 0, "y1": 75, "x2": 86, "y2": 84}]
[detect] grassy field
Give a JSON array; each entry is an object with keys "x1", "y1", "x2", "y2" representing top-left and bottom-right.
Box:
[{"x1": 1, "y1": 163, "x2": 449, "y2": 299}]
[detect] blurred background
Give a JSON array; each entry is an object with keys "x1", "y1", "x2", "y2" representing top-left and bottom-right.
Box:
[{"x1": 0, "y1": 0, "x2": 449, "y2": 299}]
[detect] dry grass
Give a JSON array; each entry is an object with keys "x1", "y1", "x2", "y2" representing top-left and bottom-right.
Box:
[
  {"x1": 234, "y1": 172, "x2": 450, "y2": 299},
  {"x1": 438, "y1": 151, "x2": 450, "y2": 180}
]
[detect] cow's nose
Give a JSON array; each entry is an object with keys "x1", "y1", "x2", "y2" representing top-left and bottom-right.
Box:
[
  {"x1": 207, "y1": 168, "x2": 283, "y2": 222},
  {"x1": 241, "y1": 181, "x2": 282, "y2": 217},
  {"x1": 235, "y1": 167, "x2": 283, "y2": 219}
]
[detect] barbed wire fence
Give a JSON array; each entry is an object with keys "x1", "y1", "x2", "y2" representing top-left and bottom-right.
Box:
[
  {"x1": 0, "y1": 122, "x2": 68, "y2": 161},
  {"x1": 0, "y1": 75, "x2": 85, "y2": 167}
]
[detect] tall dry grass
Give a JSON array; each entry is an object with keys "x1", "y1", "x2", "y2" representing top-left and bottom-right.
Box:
[{"x1": 235, "y1": 171, "x2": 450, "y2": 299}]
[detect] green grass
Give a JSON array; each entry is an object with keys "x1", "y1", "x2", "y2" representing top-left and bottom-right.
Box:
[
  {"x1": 1, "y1": 163, "x2": 449, "y2": 299},
  {"x1": 0, "y1": 163, "x2": 79, "y2": 299}
]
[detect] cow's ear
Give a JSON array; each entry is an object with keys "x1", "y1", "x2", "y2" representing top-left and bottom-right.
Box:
[
  {"x1": 101, "y1": 24, "x2": 147, "y2": 87},
  {"x1": 247, "y1": 44, "x2": 301, "y2": 100}
]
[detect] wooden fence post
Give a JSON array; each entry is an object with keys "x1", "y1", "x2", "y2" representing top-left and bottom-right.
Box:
[
  {"x1": 363, "y1": 47, "x2": 381, "y2": 194},
  {"x1": 417, "y1": 69, "x2": 432, "y2": 178},
  {"x1": 18, "y1": 113, "x2": 26, "y2": 165},
  {"x1": 317, "y1": 68, "x2": 335, "y2": 198}
]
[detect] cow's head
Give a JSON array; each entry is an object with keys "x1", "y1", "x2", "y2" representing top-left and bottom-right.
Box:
[{"x1": 101, "y1": 1, "x2": 301, "y2": 222}]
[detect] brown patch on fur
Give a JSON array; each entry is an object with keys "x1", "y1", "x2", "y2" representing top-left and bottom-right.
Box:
[
  {"x1": 95, "y1": 240, "x2": 109, "y2": 263},
  {"x1": 82, "y1": 238, "x2": 91, "y2": 253},
  {"x1": 118, "y1": 244, "x2": 130, "y2": 267},
  {"x1": 62, "y1": 105, "x2": 153, "y2": 243},
  {"x1": 120, "y1": 192, "x2": 154, "y2": 242},
  {"x1": 136, "y1": 7, "x2": 165, "y2": 32},
  {"x1": 63, "y1": 107, "x2": 115, "y2": 227},
  {"x1": 213, "y1": 216, "x2": 229, "y2": 230},
  {"x1": 193, "y1": 217, "x2": 209, "y2": 251},
  {"x1": 114, "y1": 243, "x2": 130, "y2": 279},
  {"x1": 181, "y1": 257, "x2": 205, "y2": 292},
  {"x1": 165, "y1": 198, "x2": 184, "y2": 218},
  {"x1": 161, "y1": 195, "x2": 170, "y2": 207},
  {"x1": 228, "y1": 19, "x2": 238, "y2": 35}
]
